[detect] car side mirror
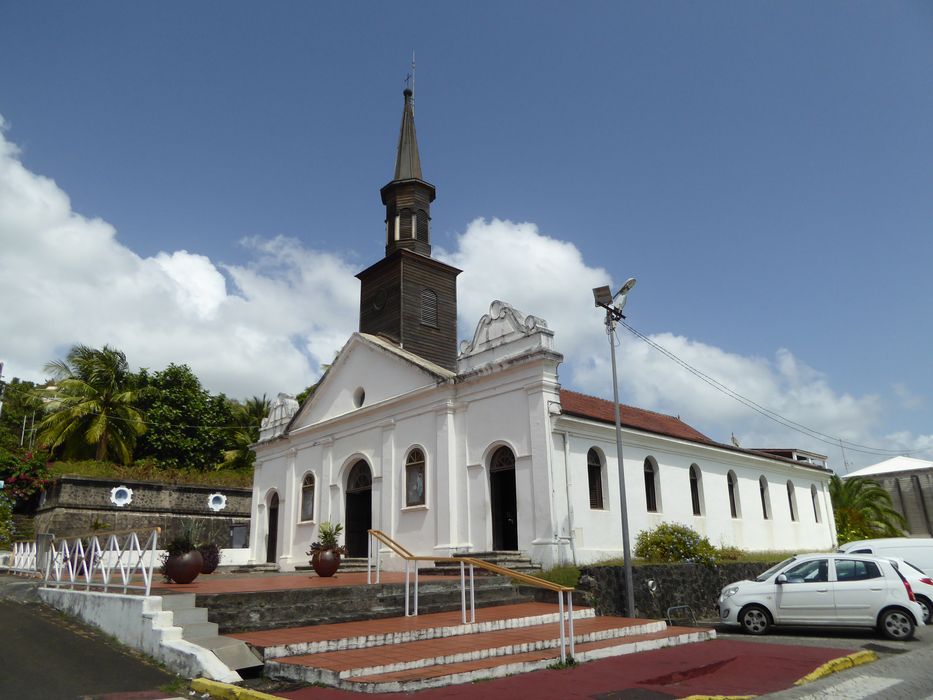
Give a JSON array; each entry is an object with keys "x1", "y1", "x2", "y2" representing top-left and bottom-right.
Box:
[{"x1": 776, "y1": 574, "x2": 788, "y2": 584}]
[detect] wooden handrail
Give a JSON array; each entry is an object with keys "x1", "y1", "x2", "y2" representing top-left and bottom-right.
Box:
[{"x1": 367, "y1": 529, "x2": 573, "y2": 593}]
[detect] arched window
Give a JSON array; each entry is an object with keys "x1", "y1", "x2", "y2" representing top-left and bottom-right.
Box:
[
  {"x1": 689, "y1": 464, "x2": 702, "y2": 516},
  {"x1": 727, "y1": 471, "x2": 739, "y2": 518},
  {"x1": 759, "y1": 476, "x2": 771, "y2": 520},
  {"x1": 405, "y1": 448, "x2": 426, "y2": 507},
  {"x1": 786, "y1": 480, "x2": 798, "y2": 522},
  {"x1": 490, "y1": 446, "x2": 515, "y2": 471},
  {"x1": 347, "y1": 460, "x2": 372, "y2": 493},
  {"x1": 421, "y1": 289, "x2": 438, "y2": 327},
  {"x1": 811, "y1": 484, "x2": 821, "y2": 523},
  {"x1": 587, "y1": 448, "x2": 604, "y2": 509},
  {"x1": 300, "y1": 473, "x2": 315, "y2": 522},
  {"x1": 644, "y1": 457, "x2": 659, "y2": 512}
]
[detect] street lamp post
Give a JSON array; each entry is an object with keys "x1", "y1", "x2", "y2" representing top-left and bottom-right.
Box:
[{"x1": 593, "y1": 278, "x2": 637, "y2": 618}]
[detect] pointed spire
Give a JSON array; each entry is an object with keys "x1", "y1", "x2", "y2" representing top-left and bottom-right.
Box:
[{"x1": 393, "y1": 88, "x2": 423, "y2": 181}]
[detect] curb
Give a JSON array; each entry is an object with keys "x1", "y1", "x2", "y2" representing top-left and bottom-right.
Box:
[
  {"x1": 190, "y1": 678, "x2": 283, "y2": 700},
  {"x1": 793, "y1": 649, "x2": 879, "y2": 685}
]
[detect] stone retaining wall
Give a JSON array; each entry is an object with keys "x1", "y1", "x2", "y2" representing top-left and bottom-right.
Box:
[
  {"x1": 34, "y1": 476, "x2": 251, "y2": 547},
  {"x1": 576, "y1": 561, "x2": 783, "y2": 621}
]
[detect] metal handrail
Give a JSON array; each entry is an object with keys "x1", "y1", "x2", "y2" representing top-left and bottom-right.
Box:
[{"x1": 366, "y1": 529, "x2": 577, "y2": 662}]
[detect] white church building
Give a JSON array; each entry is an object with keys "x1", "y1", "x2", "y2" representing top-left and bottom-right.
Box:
[{"x1": 248, "y1": 89, "x2": 837, "y2": 571}]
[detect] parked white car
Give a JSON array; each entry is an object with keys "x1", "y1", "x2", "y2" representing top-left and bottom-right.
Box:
[
  {"x1": 718, "y1": 553, "x2": 926, "y2": 640},
  {"x1": 837, "y1": 538, "x2": 933, "y2": 575},
  {"x1": 886, "y1": 557, "x2": 933, "y2": 625}
]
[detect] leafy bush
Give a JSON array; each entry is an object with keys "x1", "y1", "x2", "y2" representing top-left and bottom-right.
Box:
[
  {"x1": 715, "y1": 544, "x2": 744, "y2": 561},
  {"x1": 0, "y1": 493, "x2": 14, "y2": 549},
  {"x1": 634, "y1": 523, "x2": 716, "y2": 565},
  {"x1": 308, "y1": 521, "x2": 346, "y2": 555},
  {"x1": 198, "y1": 543, "x2": 220, "y2": 571}
]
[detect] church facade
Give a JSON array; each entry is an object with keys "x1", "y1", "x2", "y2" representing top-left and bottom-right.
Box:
[{"x1": 248, "y1": 90, "x2": 837, "y2": 571}]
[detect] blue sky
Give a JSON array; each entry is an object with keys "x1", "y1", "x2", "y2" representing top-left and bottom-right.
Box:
[{"x1": 1, "y1": 2, "x2": 931, "y2": 469}]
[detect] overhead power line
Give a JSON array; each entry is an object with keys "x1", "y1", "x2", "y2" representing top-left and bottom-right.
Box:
[{"x1": 617, "y1": 321, "x2": 923, "y2": 459}]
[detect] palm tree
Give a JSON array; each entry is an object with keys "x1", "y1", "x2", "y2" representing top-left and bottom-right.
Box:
[
  {"x1": 37, "y1": 344, "x2": 146, "y2": 464},
  {"x1": 829, "y1": 474, "x2": 907, "y2": 544},
  {"x1": 221, "y1": 394, "x2": 270, "y2": 470}
]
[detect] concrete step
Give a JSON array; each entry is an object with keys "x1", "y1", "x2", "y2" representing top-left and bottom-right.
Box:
[
  {"x1": 199, "y1": 577, "x2": 533, "y2": 633},
  {"x1": 189, "y1": 635, "x2": 263, "y2": 672},
  {"x1": 266, "y1": 618, "x2": 714, "y2": 691},
  {"x1": 180, "y1": 621, "x2": 220, "y2": 640},
  {"x1": 159, "y1": 593, "x2": 197, "y2": 611},
  {"x1": 343, "y1": 627, "x2": 715, "y2": 693},
  {"x1": 233, "y1": 602, "x2": 596, "y2": 661},
  {"x1": 170, "y1": 606, "x2": 208, "y2": 624},
  {"x1": 296, "y1": 557, "x2": 369, "y2": 573}
]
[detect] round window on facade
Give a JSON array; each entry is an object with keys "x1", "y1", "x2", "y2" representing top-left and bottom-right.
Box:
[
  {"x1": 353, "y1": 387, "x2": 366, "y2": 408},
  {"x1": 110, "y1": 486, "x2": 133, "y2": 507},
  {"x1": 208, "y1": 493, "x2": 228, "y2": 512}
]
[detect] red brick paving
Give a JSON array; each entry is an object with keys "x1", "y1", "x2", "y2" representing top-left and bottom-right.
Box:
[{"x1": 275, "y1": 638, "x2": 855, "y2": 699}]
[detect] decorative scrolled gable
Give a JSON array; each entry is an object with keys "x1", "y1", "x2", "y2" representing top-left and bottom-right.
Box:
[
  {"x1": 259, "y1": 392, "x2": 300, "y2": 441},
  {"x1": 458, "y1": 300, "x2": 558, "y2": 373}
]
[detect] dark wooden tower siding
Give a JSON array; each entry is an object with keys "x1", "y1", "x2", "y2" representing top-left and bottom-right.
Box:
[{"x1": 357, "y1": 88, "x2": 460, "y2": 372}]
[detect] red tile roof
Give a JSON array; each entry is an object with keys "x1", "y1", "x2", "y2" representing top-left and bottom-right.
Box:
[
  {"x1": 559, "y1": 389, "x2": 831, "y2": 473},
  {"x1": 559, "y1": 390, "x2": 713, "y2": 444}
]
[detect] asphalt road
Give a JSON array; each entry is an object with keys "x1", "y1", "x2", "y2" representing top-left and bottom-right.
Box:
[{"x1": 0, "y1": 583, "x2": 177, "y2": 700}]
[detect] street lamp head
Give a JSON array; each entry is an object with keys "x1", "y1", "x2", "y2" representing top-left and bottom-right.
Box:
[
  {"x1": 592, "y1": 286, "x2": 613, "y2": 308},
  {"x1": 616, "y1": 278, "x2": 637, "y2": 298}
]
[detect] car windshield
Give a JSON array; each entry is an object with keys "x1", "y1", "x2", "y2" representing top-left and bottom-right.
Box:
[{"x1": 755, "y1": 557, "x2": 796, "y2": 582}]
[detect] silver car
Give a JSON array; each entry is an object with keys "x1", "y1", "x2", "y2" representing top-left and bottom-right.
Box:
[{"x1": 718, "y1": 553, "x2": 926, "y2": 640}]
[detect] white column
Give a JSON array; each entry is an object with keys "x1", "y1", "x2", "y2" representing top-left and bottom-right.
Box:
[{"x1": 278, "y1": 448, "x2": 298, "y2": 571}]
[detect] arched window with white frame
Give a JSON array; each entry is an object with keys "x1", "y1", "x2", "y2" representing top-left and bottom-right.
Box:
[
  {"x1": 644, "y1": 457, "x2": 660, "y2": 512},
  {"x1": 405, "y1": 448, "x2": 426, "y2": 507},
  {"x1": 786, "y1": 480, "x2": 798, "y2": 522},
  {"x1": 759, "y1": 476, "x2": 771, "y2": 520},
  {"x1": 689, "y1": 464, "x2": 703, "y2": 516},
  {"x1": 587, "y1": 448, "x2": 605, "y2": 509},
  {"x1": 300, "y1": 473, "x2": 315, "y2": 522}
]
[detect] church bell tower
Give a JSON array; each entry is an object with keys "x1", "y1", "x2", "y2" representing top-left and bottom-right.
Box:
[{"x1": 356, "y1": 88, "x2": 461, "y2": 371}]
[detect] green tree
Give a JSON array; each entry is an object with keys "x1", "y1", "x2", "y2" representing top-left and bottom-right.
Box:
[
  {"x1": 829, "y1": 474, "x2": 907, "y2": 544},
  {"x1": 0, "y1": 378, "x2": 47, "y2": 450},
  {"x1": 37, "y1": 345, "x2": 146, "y2": 464},
  {"x1": 221, "y1": 395, "x2": 270, "y2": 470},
  {"x1": 134, "y1": 364, "x2": 235, "y2": 470}
]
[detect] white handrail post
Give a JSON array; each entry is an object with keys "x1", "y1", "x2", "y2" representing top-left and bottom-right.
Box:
[
  {"x1": 460, "y1": 561, "x2": 466, "y2": 625},
  {"x1": 568, "y1": 591, "x2": 575, "y2": 658},
  {"x1": 414, "y1": 562, "x2": 419, "y2": 616},
  {"x1": 558, "y1": 591, "x2": 566, "y2": 664},
  {"x1": 376, "y1": 538, "x2": 382, "y2": 583},
  {"x1": 404, "y1": 560, "x2": 410, "y2": 617},
  {"x1": 469, "y1": 562, "x2": 476, "y2": 623},
  {"x1": 367, "y1": 532, "x2": 372, "y2": 585}
]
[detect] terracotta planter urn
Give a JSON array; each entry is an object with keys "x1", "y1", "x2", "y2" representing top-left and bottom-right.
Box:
[
  {"x1": 165, "y1": 550, "x2": 203, "y2": 584},
  {"x1": 311, "y1": 549, "x2": 341, "y2": 577}
]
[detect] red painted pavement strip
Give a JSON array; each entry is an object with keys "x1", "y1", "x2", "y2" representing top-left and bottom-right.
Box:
[{"x1": 274, "y1": 639, "x2": 857, "y2": 699}]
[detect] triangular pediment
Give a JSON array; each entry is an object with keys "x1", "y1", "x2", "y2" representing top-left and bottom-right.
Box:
[{"x1": 287, "y1": 333, "x2": 454, "y2": 431}]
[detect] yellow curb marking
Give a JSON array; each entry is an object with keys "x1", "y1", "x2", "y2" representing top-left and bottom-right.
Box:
[
  {"x1": 793, "y1": 649, "x2": 879, "y2": 686},
  {"x1": 191, "y1": 677, "x2": 284, "y2": 700}
]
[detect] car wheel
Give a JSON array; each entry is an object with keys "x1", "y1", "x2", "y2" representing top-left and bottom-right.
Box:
[
  {"x1": 739, "y1": 604, "x2": 771, "y2": 635},
  {"x1": 916, "y1": 596, "x2": 932, "y2": 626},
  {"x1": 879, "y1": 608, "x2": 916, "y2": 641}
]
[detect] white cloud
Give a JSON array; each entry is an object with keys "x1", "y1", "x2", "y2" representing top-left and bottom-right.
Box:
[{"x1": 1, "y1": 123, "x2": 930, "y2": 469}]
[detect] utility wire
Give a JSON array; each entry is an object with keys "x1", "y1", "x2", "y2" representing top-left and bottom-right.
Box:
[{"x1": 617, "y1": 321, "x2": 923, "y2": 458}]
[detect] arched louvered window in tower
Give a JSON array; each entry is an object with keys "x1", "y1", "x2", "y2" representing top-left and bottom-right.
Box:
[
  {"x1": 644, "y1": 458, "x2": 659, "y2": 512},
  {"x1": 689, "y1": 464, "x2": 702, "y2": 516},
  {"x1": 727, "y1": 471, "x2": 739, "y2": 518},
  {"x1": 759, "y1": 476, "x2": 771, "y2": 520}
]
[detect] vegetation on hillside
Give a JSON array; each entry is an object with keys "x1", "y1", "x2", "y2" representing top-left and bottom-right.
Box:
[{"x1": 0, "y1": 343, "x2": 280, "y2": 504}]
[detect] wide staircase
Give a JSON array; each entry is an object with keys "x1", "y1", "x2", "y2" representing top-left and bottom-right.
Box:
[{"x1": 175, "y1": 530, "x2": 715, "y2": 690}]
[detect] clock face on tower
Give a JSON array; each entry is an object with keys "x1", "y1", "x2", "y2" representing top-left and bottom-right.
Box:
[{"x1": 372, "y1": 288, "x2": 387, "y2": 311}]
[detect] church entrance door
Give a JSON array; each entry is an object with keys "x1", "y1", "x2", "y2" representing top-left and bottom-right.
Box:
[
  {"x1": 266, "y1": 492, "x2": 279, "y2": 564},
  {"x1": 489, "y1": 447, "x2": 518, "y2": 551},
  {"x1": 345, "y1": 460, "x2": 373, "y2": 557}
]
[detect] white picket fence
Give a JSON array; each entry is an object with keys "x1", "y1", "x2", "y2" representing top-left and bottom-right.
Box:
[{"x1": 12, "y1": 539, "x2": 38, "y2": 574}]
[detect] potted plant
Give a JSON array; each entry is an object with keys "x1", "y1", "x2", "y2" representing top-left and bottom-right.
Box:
[
  {"x1": 198, "y1": 542, "x2": 220, "y2": 574},
  {"x1": 307, "y1": 521, "x2": 346, "y2": 577},
  {"x1": 161, "y1": 526, "x2": 203, "y2": 584}
]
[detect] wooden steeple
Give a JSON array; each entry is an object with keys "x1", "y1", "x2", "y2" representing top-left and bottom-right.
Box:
[{"x1": 356, "y1": 88, "x2": 461, "y2": 372}]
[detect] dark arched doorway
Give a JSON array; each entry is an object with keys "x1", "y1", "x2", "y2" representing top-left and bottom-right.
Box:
[
  {"x1": 266, "y1": 492, "x2": 279, "y2": 564},
  {"x1": 490, "y1": 446, "x2": 518, "y2": 551},
  {"x1": 345, "y1": 460, "x2": 373, "y2": 557}
]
